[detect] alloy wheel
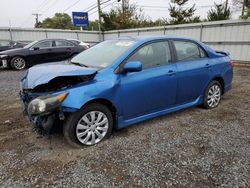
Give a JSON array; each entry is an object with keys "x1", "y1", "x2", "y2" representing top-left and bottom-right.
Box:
[
  {"x1": 207, "y1": 84, "x2": 221, "y2": 108},
  {"x1": 13, "y1": 58, "x2": 26, "y2": 70},
  {"x1": 76, "y1": 111, "x2": 109, "y2": 145}
]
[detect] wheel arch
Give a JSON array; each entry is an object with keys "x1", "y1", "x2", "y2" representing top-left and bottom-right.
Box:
[
  {"x1": 212, "y1": 76, "x2": 225, "y2": 94},
  {"x1": 10, "y1": 55, "x2": 27, "y2": 62},
  {"x1": 83, "y1": 98, "x2": 117, "y2": 125}
]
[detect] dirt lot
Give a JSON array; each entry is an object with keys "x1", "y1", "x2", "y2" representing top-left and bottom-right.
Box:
[{"x1": 0, "y1": 67, "x2": 249, "y2": 187}]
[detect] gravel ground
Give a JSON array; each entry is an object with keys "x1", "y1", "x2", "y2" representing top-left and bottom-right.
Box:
[{"x1": 0, "y1": 67, "x2": 249, "y2": 187}]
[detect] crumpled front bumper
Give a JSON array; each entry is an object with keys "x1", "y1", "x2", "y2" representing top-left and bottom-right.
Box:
[
  {"x1": 0, "y1": 55, "x2": 9, "y2": 68},
  {"x1": 19, "y1": 90, "x2": 57, "y2": 131}
]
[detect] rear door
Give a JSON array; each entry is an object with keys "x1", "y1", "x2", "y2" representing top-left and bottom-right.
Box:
[
  {"x1": 172, "y1": 40, "x2": 211, "y2": 104},
  {"x1": 119, "y1": 41, "x2": 177, "y2": 120},
  {"x1": 52, "y1": 40, "x2": 75, "y2": 61}
]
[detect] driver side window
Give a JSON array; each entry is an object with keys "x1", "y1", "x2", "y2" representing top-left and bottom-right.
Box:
[
  {"x1": 127, "y1": 41, "x2": 171, "y2": 69},
  {"x1": 33, "y1": 41, "x2": 53, "y2": 49}
]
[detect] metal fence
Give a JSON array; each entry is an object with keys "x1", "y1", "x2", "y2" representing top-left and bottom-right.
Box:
[
  {"x1": 104, "y1": 20, "x2": 250, "y2": 62},
  {"x1": 0, "y1": 27, "x2": 100, "y2": 44},
  {"x1": 0, "y1": 19, "x2": 250, "y2": 62}
]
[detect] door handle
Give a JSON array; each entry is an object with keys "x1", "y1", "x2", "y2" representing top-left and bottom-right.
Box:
[
  {"x1": 167, "y1": 70, "x2": 176, "y2": 76},
  {"x1": 67, "y1": 48, "x2": 71, "y2": 50}
]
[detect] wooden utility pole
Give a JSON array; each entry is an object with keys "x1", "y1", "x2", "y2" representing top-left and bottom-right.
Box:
[
  {"x1": 97, "y1": 0, "x2": 101, "y2": 32},
  {"x1": 241, "y1": 0, "x2": 245, "y2": 16},
  {"x1": 225, "y1": 0, "x2": 229, "y2": 11},
  {"x1": 97, "y1": 0, "x2": 102, "y2": 40},
  {"x1": 122, "y1": 0, "x2": 125, "y2": 14},
  {"x1": 32, "y1": 13, "x2": 42, "y2": 26}
]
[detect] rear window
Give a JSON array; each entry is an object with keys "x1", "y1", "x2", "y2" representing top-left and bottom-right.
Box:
[{"x1": 56, "y1": 40, "x2": 74, "y2": 47}]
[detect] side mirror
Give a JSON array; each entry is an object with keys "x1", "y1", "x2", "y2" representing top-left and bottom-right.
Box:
[
  {"x1": 123, "y1": 61, "x2": 142, "y2": 73},
  {"x1": 33, "y1": 47, "x2": 40, "y2": 50}
]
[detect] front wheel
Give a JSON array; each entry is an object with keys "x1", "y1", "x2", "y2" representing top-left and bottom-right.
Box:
[
  {"x1": 10, "y1": 56, "x2": 26, "y2": 70},
  {"x1": 63, "y1": 103, "x2": 113, "y2": 147},
  {"x1": 203, "y1": 80, "x2": 222, "y2": 109}
]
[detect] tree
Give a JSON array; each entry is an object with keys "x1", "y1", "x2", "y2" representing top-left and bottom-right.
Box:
[
  {"x1": 232, "y1": 0, "x2": 250, "y2": 16},
  {"x1": 241, "y1": 7, "x2": 250, "y2": 19},
  {"x1": 207, "y1": 2, "x2": 231, "y2": 21},
  {"x1": 100, "y1": 2, "x2": 165, "y2": 30},
  {"x1": 36, "y1": 13, "x2": 72, "y2": 29},
  {"x1": 100, "y1": 3, "x2": 147, "y2": 30},
  {"x1": 168, "y1": 0, "x2": 200, "y2": 24}
]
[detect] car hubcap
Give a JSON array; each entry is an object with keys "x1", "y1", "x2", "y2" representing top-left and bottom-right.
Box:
[
  {"x1": 207, "y1": 84, "x2": 221, "y2": 108},
  {"x1": 14, "y1": 58, "x2": 25, "y2": 69},
  {"x1": 76, "y1": 111, "x2": 109, "y2": 145}
]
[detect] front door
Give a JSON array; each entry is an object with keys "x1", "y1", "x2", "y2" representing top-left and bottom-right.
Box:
[
  {"x1": 27, "y1": 40, "x2": 54, "y2": 65},
  {"x1": 118, "y1": 41, "x2": 177, "y2": 120}
]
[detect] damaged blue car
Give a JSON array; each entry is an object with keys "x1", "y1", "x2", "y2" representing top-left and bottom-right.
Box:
[{"x1": 20, "y1": 36, "x2": 233, "y2": 147}]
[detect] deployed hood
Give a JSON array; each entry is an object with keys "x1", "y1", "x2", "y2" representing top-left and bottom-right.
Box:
[{"x1": 21, "y1": 61, "x2": 97, "y2": 89}]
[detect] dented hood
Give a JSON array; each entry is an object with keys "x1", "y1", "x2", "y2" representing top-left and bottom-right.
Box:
[{"x1": 21, "y1": 61, "x2": 97, "y2": 89}]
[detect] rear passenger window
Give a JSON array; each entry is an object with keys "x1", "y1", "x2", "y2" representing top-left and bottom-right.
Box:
[
  {"x1": 127, "y1": 41, "x2": 171, "y2": 69},
  {"x1": 55, "y1": 40, "x2": 74, "y2": 47},
  {"x1": 174, "y1": 41, "x2": 207, "y2": 61}
]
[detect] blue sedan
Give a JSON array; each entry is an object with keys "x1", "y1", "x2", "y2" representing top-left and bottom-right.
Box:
[{"x1": 20, "y1": 36, "x2": 233, "y2": 147}]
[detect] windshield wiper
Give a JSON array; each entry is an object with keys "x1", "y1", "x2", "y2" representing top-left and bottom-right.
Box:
[{"x1": 71, "y1": 61, "x2": 89, "y2": 68}]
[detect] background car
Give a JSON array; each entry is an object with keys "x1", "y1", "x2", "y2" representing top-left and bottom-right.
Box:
[
  {"x1": 0, "y1": 39, "x2": 87, "y2": 70},
  {"x1": 67, "y1": 39, "x2": 90, "y2": 49},
  {"x1": 0, "y1": 40, "x2": 25, "y2": 52},
  {"x1": 20, "y1": 36, "x2": 233, "y2": 147}
]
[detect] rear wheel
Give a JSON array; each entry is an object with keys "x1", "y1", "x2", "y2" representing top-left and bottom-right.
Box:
[
  {"x1": 10, "y1": 56, "x2": 26, "y2": 70},
  {"x1": 203, "y1": 80, "x2": 222, "y2": 109},
  {"x1": 63, "y1": 103, "x2": 113, "y2": 147}
]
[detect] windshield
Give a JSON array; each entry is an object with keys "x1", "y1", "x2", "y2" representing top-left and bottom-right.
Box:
[
  {"x1": 71, "y1": 39, "x2": 135, "y2": 68},
  {"x1": 24, "y1": 40, "x2": 38, "y2": 48}
]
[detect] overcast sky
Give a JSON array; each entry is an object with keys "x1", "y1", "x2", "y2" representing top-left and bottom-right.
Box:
[{"x1": 0, "y1": 0, "x2": 240, "y2": 28}]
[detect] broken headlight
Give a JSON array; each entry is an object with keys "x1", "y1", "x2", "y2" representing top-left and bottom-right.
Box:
[{"x1": 28, "y1": 92, "x2": 68, "y2": 115}]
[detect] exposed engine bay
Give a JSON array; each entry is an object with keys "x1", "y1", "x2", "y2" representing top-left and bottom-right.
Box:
[{"x1": 30, "y1": 74, "x2": 95, "y2": 93}]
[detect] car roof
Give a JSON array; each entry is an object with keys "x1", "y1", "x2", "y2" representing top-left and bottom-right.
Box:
[
  {"x1": 115, "y1": 35, "x2": 199, "y2": 43},
  {"x1": 38, "y1": 38, "x2": 69, "y2": 41}
]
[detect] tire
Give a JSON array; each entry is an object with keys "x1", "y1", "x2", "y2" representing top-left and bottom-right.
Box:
[
  {"x1": 203, "y1": 80, "x2": 222, "y2": 109},
  {"x1": 63, "y1": 103, "x2": 113, "y2": 147},
  {"x1": 10, "y1": 56, "x2": 26, "y2": 70}
]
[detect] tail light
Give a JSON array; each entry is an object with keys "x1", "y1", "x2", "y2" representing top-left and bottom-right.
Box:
[{"x1": 229, "y1": 60, "x2": 235, "y2": 67}]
